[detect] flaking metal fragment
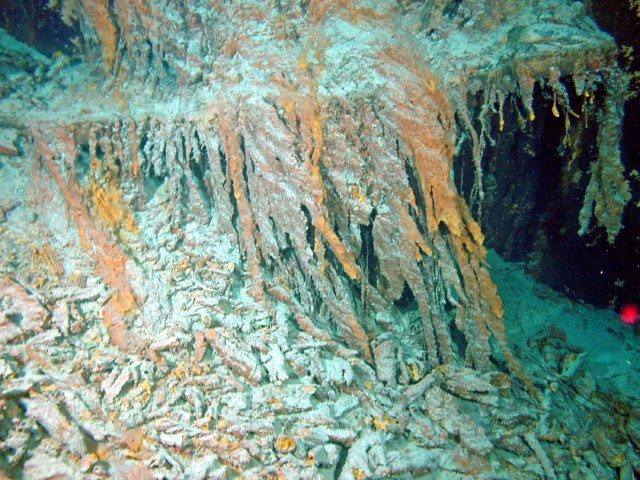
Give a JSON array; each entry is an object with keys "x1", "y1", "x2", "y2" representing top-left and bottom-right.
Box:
[{"x1": 204, "y1": 328, "x2": 263, "y2": 386}]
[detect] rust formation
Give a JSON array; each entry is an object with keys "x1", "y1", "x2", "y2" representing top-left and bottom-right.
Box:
[{"x1": 0, "y1": 0, "x2": 637, "y2": 478}]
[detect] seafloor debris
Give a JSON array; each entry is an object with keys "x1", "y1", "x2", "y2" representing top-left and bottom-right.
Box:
[
  {"x1": 0, "y1": 0, "x2": 638, "y2": 479},
  {"x1": 1, "y1": 233, "x2": 639, "y2": 479}
]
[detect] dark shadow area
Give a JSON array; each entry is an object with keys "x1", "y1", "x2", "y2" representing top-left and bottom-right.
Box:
[{"x1": 0, "y1": 0, "x2": 77, "y2": 57}]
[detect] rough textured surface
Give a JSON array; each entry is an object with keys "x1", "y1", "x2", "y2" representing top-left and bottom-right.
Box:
[
  {"x1": 16, "y1": 0, "x2": 534, "y2": 380},
  {"x1": 0, "y1": 0, "x2": 636, "y2": 478}
]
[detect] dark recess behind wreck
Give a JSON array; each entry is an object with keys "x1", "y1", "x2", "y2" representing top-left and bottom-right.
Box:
[{"x1": 457, "y1": 0, "x2": 640, "y2": 310}]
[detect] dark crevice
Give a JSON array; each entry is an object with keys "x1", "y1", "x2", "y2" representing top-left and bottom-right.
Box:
[
  {"x1": 74, "y1": 144, "x2": 92, "y2": 188},
  {"x1": 300, "y1": 204, "x2": 315, "y2": 251},
  {"x1": 144, "y1": 40, "x2": 154, "y2": 69},
  {"x1": 333, "y1": 445, "x2": 348, "y2": 480},
  {"x1": 403, "y1": 156, "x2": 428, "y2": 233},
  {"x1": 138, "y1": 128, "x2": 148, "y2": 154},
  {"x1": 193, "y1": 130, "x2": 210, "y2": 176},
  {"x1": 438, "y1": 220, "x2": 450, "y2": 237},
  {"x1": 239, "y1": 134, "x2": 246, "y2": 160},
  {"x1": 5, "y1": 312, "x2": 22, "y2": 325},
  {"x1": 143, "y1": 162, "x2": 166, "y2": 199},
  {"x1": 394, "y1": 281, "x2": 416, "y2": 312},
  {"x1": 443, "y1": 0, "x2": 462, "y2": 18},
  {"x1": 217, "y1": 142, "x2": 228, "y2": 178},
  {"x1": 239, "y1": 135, "x2": 252, "y2": 203},
  {"x1": 188, "y1": 145, "x2": 212, "y2": 213},
  {"x1": 449, "y1": 315, "x2": 466, "y2": 356},
  {"x1": 216, "y1": 143, "x2": 238, "y2": 229},
  {"x1": 94, "y1": 143, "x2": 105, "y2": 161},
  {"x1": 178, "y1": 134, "x2": 187, "y2": 166},
  {"x1": 359, "y1": 209, "x2": 378, "y2": 287},
  {"x1": 281, "y1": 232, "x2": 296, "y2": 262},
  {"x1": 489, "y1": 353, "x2": 509, "y2": 374},
  {"x1": 105, "y1": 0, "x2": 121, "y2": 75}
]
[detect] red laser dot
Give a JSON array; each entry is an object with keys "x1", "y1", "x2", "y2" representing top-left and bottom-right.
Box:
[{"x1": 619, "y1": 304, "x2": 639, "y2": 326}]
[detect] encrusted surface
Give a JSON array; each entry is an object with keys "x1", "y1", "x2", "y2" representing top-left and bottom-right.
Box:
[{"x1": 0, "y1": 0, "x2": 636, "y2": 478}]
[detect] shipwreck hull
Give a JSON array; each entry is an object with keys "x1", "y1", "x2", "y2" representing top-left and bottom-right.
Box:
[{"x1": 0, "y1": 0, "x2": 637, "y2": 478}]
